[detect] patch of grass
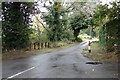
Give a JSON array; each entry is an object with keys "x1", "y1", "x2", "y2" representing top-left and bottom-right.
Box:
[
  {"x1": 83, "y1": 41, "x2": 118, "y2": 63},
  {"x1": 2, "y1": 50, "x2": 30, "y2": 60},
  {"x1": 2, "y1": 41, "x2": 75, "y2": 60}
]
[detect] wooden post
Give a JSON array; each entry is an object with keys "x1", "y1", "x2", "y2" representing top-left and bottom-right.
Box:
[
  {"x1": 41, "y1": 42, "x2": 43, "y2": 48},
  {"x1": 38, "y1": 42, "x2": 40, "y2": 49},
  {"x1": 33, "y1": 43, "x2": 35, "y2": 50},
  {"x1": 48, "y1": 42, "x2": 50, "y2": 48},
  {"x1": 43, "y1": 42, "x2": 45, "y2": 48},
  {"x1": 45, "y1": 42, "x2": 47, "y2": 48}
]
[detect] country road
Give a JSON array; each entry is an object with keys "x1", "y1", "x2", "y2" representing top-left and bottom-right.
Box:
[{"x1": 2, "y1": 41, "x2": 118, "y2": 79}]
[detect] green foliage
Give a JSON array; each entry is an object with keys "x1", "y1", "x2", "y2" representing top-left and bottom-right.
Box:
[
  {"x1": 70, "y1": 15, "x2": 88, "y2": 40},
  {"x1": 2, "y1": 2, "x2": 33, "y2": 51},
  {"x1": 99, "y1": 26, "x2": 106, "y2": 48},
  {"x1": 77, "y1": 37, "x2": 83, "y2": 42},
  {"x1": 43, "y1": 1, "x2": 69, "y2": 41},
  {"x1": 29, "y1": 28, "x2": 49, "y2": 42},
  {"x1": 92, "y1": 1, "x2": 120, "y2": 53}
]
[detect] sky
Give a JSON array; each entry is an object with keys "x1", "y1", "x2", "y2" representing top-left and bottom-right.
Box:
[
  {"x1": 0, "y1": 0, "x2": 117, "y2": 21},
  {"x1": 100, "y1": 0, "x2": 117, "y2": 4},
  {"x1": 38, "y1": 0, "x2": 117, "y2": 13}
]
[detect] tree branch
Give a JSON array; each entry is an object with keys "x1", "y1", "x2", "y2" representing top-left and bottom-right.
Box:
[{"x1": 34, "y1": 15, "x2": 50, "y2": 33}]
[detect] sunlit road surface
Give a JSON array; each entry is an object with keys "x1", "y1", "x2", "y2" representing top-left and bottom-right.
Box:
[{"x1": 2, "y1": 41, "x2": 118, "y2": 79}]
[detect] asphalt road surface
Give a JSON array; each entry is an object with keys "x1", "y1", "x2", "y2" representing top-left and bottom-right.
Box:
[{"x1": 2, "y1": 41, "x2": 118, "y2": 79}]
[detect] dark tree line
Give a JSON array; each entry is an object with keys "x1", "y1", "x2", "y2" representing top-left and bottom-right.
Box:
[{"x1": 2, "y1": 2, "x2": 33, "y2": 52}]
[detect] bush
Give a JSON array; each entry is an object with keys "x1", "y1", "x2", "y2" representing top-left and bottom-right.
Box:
[{"x1": 77, "y1": 37, "x2": 83, "y2": 42}]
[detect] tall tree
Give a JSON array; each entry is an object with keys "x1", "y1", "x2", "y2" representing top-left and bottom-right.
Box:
[
  {"x1": 43, "y1": 1, "x2": 69, "y2": 41},
  {"x1": 2, "y1": 2, "x2": 33, "y2": 51}
]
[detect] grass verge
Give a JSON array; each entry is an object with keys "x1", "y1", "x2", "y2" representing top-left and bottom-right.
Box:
[
  {"x1": 2, "y1": 41, "x2": 76, "y2": 60},
  {"x1": 82, "y1": 41, "x2": 118, "y2": 63}
]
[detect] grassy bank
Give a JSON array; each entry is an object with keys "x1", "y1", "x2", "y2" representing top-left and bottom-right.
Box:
[
  {"x1": 2, "y1": 41, "x2": 76, "y2": 60},
  {"x1": 83, "y1": 41, "x2": 118, "y2": 62}
]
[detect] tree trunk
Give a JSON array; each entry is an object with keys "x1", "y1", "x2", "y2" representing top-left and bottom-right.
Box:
[{"x1": 74, "y1": 30, "x2": 80, "y2": 40}]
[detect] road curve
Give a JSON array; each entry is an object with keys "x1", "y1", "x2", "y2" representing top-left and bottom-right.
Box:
[{"x1": 2, "y1": 41, "x2": 118, "y2": 78}]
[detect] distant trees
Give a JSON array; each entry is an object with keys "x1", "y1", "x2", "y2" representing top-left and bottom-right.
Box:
[
  {"x1": 39, "y1": 0, "x2": 97, "y2": 41},
  {"x1": 2, "y1": 2, "x2": 33, "y2": 51},
  {"x1": 70, "y1": 15, "x2": 88, "y2": 40},
  {"x1": 69, "y1": 2, "x2": 97, "y2": 40}
]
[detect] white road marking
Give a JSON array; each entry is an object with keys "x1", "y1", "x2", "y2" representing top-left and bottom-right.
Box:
[{"x1": 7, "y1": 66, "x2": 37, "y2": 79}]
